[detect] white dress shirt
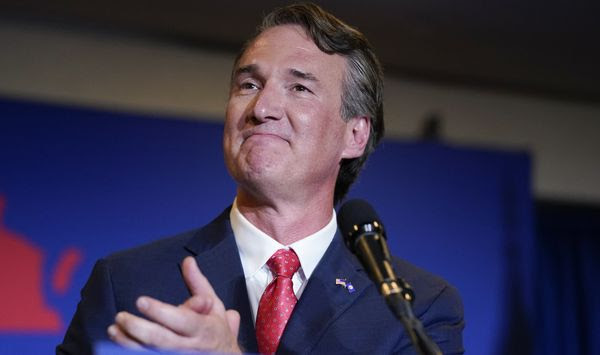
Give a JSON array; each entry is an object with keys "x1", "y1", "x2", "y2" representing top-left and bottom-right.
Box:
[{"x1": 230, "y1": 199, "x2": 337, "y2": 324}]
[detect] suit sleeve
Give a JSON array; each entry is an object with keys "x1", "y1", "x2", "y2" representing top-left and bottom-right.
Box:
[
  {"x1": 393, "y1": 282, "x2": 465, "y2": 355},
  {"x1": 419, "y1": 283, "x2": 465, "y2": 354},
  {"x1": 56, "y1": 258, "x2": 118, "y2": 355}
]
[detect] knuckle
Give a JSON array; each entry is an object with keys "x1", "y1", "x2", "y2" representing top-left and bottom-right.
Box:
[{"x1": 180, "y1": 310, "x2": 201, "y2": 334}]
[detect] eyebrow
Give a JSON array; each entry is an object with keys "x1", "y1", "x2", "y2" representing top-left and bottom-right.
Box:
[
  {"x1": 232, "y1": 64, "x2": 319, "y2": 83},
  {"x1": 233, "y1": 64, "x2": 258, "y2": 78},
  {"x1": 289, "y1": 68, "x2": 319, "y2": 82}
]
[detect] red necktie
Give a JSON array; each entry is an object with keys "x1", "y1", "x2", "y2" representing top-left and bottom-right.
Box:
[{"x1": 256, "y1": 248, "x2": 301, "y2": 354}]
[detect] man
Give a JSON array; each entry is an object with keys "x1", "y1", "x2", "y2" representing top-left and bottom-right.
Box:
[{"x1": 58, "y1": 3, "x2": 464, "y2": 354}]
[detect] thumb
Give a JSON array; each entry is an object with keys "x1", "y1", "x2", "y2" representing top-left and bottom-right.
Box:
[
  {"x1": 181, "y1": 294, "x2": 214, "y2": 314},
  {"x1": 182, "y1": 256, "x2": 217, "y2": 297},
  {"x1": 181, "y1": 256, "x2": 226, "y2": 314},
  {"x1": 225, "y1": 309, "x2": 241, "y2": 339}
]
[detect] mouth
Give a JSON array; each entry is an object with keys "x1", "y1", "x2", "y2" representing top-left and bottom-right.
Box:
[{"x1": 242, "y1": 130, "x2": 289, "y2": 143}]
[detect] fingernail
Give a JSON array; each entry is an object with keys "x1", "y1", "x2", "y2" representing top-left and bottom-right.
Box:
[
  {"x1": 137, "y1": 296, "x2": 149, "y2": 311},
  {"x1": 107, "y1": 325, "x2": 116, "y2": 337}
]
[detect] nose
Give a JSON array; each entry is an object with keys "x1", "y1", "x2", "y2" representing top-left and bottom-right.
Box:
[{"x1": 251, "y1": 83, "x2": 284, "y2": 123}]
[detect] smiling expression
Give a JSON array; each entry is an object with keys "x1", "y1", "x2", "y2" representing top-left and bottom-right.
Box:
[{"x1": 223, "y1": 25, "x2": 362, "y2": 202}]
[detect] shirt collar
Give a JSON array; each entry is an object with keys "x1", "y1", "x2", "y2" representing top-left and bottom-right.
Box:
[{"x1": 231, "y1": 198, "x2": 337, "y2": 280}]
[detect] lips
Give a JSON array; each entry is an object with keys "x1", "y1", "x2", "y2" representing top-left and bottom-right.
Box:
[{"x1": 242, "y1": 128, "x2": 289, "y2": 143}]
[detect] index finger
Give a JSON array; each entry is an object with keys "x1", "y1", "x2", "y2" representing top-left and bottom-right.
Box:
[{"x1": 135, "y1": 296, "x2": 210, "y2": 337}]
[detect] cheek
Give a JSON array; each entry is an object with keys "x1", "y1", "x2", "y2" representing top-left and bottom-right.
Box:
[
  {"x1": 223, "y1": 119, "x2": 243, "y2": 165},
  {"x1": 224, "y1": 102, "x2": 246, "y2": 144},
  {"x1": 306, "y1": 107, "x2": 346, "y2": 142},
  {"x1": 222, "y1": 119, "x2": 234, "y2": 149},
  {"x1": 317, "y1": 115, "x2": 348, "y2": 156},
  {"x1": 226, "y1": 96, "x2": 251, "y2": 131}
]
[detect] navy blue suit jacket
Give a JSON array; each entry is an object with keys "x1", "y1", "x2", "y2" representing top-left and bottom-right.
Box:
[{"x1": 58, "y1": 207, "x2": 464, "y2": 354}]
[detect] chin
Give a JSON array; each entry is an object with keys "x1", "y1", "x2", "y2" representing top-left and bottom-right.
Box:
[{"x1": 240, "y1": 164, "x2": 290, "y2": 192}]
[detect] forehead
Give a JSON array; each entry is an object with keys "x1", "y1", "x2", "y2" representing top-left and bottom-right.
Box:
[{"x1": 236, "y1": 25, "x2": 346, "y2": 84}]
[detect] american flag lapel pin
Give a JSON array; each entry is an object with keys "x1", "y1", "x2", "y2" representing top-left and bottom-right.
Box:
[{"x1": 335, "y1": 278, "x2": 356, "y2": 293}]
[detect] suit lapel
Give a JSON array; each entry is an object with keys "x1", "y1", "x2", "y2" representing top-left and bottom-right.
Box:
[
  {"x1": 278, "y1": 233, "x2": 372, "y2": 353},
  {"x1": 182, "y1": 208, "x2": 259, "y2": 353}
]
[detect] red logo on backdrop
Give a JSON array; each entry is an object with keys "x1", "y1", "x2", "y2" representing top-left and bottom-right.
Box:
[{"x1": 0, "y1": 196, "x2": 82, "y2": 332}]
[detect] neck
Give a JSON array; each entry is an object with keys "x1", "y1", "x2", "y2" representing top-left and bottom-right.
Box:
[{"x1": 235, "y1": 188, "x2": 334, "y2": 245}]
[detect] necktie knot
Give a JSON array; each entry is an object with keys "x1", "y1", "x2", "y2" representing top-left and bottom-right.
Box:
[{"x1": 267, "y1": 248, "x2": 300, "y2": 278}]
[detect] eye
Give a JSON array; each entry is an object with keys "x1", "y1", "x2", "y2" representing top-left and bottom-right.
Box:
[
  {"x1": 292, "y1": 84, "x2": 312, "y2": 93},
  {"x1": 240, "y1": 82, "x2": 259, "y2": 90}
]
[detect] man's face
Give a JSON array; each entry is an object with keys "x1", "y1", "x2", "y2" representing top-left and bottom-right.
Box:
[{"x1": 224, "y1": 25, "x2": 363, "y2": 201}]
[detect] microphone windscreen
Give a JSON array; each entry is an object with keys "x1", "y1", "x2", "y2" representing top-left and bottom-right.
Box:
[{"x1": 337, "y1": 199, "x2": 381, "y2": 237}]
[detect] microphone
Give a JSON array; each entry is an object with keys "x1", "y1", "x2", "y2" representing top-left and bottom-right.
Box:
[
  {"x1": 337, "y1": 199, "x2": 414, "y2": 302},
  {"x1": 338, "y1": 199, "x2": 442, "y2": 355}
]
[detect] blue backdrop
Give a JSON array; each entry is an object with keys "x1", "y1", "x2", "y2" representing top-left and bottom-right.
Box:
[{"x1": 0, "y1": 98, "x2": 533, "y2": 354}]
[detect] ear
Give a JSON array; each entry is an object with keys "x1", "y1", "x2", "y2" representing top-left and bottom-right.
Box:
[{"x1": 341, "y1": 116, "x2": 370, "y2": 159}]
